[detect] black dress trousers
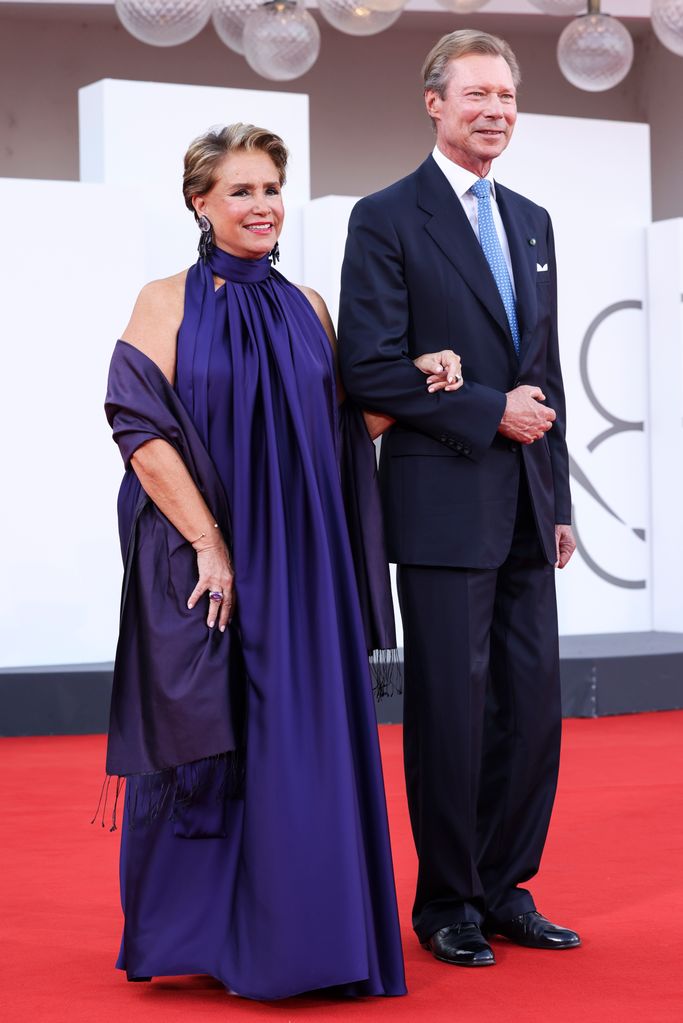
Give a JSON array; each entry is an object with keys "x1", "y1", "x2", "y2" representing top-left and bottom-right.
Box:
[{"x1": 397, "y1": 473, "x2": 562, "y2": 943}]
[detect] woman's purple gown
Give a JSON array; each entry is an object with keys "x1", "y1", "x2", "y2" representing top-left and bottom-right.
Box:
[{"x1": 113, "y1": 249, "x2": 406, "y2": 1000}]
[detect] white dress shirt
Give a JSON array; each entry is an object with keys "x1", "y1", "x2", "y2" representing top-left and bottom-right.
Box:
[{"x1": 431, "y1": 145, "x2": 516, "y2": 297}]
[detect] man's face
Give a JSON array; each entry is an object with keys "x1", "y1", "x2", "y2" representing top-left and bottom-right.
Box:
[{"x1": 426, "y1": 53, "x2": 517, "y2": 175}]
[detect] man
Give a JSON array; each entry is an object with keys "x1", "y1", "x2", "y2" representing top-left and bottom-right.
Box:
[{"x1": 338, "y1": 30, "x2": 580, "y2": 967}]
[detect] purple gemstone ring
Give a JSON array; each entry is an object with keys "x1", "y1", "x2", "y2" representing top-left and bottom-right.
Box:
[{"x1": 209, "y1": 591, "x2": 223, "y2": 603}]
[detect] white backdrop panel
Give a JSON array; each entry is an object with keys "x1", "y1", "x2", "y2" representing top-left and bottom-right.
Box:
[
  {"x1": 647, "y1": 219, "x2": 683, "y2": 633},
  {"x1": 0, "y1": 180, "x2": 142, "y2": 667},
  {"x1": 302, "y1": 195, "x2": 355, "y2": 326}
]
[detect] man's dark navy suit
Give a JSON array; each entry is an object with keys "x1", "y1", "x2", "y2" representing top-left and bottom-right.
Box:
[{"x1": 339, "y1": 154, "x2": 571, "y2": 941}]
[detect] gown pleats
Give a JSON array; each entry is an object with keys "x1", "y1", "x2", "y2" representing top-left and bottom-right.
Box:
[{"x1": 115, "y1": 251, "x2": 406, "y2": 999}]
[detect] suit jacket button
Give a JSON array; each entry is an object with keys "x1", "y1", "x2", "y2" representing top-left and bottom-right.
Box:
[{"x1": 509, "y1": 442, "x2": 518, "y2": 453}]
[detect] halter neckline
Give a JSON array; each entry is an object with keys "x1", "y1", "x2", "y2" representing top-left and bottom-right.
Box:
[{"x1": 207, "y1": 246, "x2": 271, "y2": 284}]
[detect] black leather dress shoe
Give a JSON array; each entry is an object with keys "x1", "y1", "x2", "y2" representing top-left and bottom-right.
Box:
[
  {"x1": 489, "y1": 911, "x2": 581, "y2": 950},
  {"x1": 422, "y1": 923, "x2": 496, "y2": 966}
]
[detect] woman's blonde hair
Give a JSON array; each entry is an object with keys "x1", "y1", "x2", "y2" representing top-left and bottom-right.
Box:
[{"x1": 183, "y1": 123, "x2": 289, "y2": 220}]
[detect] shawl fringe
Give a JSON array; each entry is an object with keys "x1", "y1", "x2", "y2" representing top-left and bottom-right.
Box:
[
  {"x1": 370, "y1": 649, "x2": 403, "y2": 701},
  {"x1": 91, "y1": 751, "x2": 245, "y2": 833}
]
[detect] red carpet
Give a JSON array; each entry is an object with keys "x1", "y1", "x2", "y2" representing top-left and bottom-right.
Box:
[{"x1": 1, "y1": 714, "x2": 682, "y2": 1022}]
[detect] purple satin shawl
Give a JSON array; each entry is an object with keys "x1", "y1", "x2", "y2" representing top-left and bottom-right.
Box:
[
  {"x1": 105, "y1": 248, "x2": 395, "y2": 779},
  {"x1": 104, "y1": 341, "x2": 240, "y2": 777}
]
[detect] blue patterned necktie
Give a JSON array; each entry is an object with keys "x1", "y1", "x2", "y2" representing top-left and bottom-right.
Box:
[{"x1": 470, "y1": 178, "x2": 520, "y2": 354}]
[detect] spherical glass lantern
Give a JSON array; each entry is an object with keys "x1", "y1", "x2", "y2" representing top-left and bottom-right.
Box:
[
  {"x1": 243, "y1": 1, "x2": 320, "y2": 81},
  {"x1": 557, "y1": 13, "x2": 634, "y2": 92},
  {"x1": 526, "y1": 0, "x2": 585, "y2": 14},
  {"x1": 364, "y1": 0, "x2": 406, "y2": 13},
  {"x1": 317, "y1": 0, "x2": 402, "y2": 37},
  {"x1": 435, "y1": 0, "x2": 490, "y2": 12},
  {"x1": 652, "y1": 0, "x2": 683, "y2": 57},
  {"x1": 213, "y1": 0, "x2": 261, "y2": 55},
  {"x1": 115, "y1": 0, "x2": 212, "y2": 47}
]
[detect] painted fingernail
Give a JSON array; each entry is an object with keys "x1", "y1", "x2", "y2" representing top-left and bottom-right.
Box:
[
  {"x1": 209, "y1": 621, "x2": 215, "y2": 628},
  {"x1": 187, "y1": 601, "x2": 193, "y2": 609},
  {"x1": 220, "y1": 625, "x2": 226, "y2": 633}
]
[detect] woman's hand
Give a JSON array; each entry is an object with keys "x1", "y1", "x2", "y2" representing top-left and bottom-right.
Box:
[
  {"x1": 187, "y1": 538, "x2": 235, "y2": 633},
  {"x1": 414, "y1": 350, "x2": 463, "y2": 393}
]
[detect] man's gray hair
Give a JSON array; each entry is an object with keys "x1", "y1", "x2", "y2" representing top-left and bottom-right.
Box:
[{"x1": 422, "y1": 29, "x2": 522, "y2": 99}]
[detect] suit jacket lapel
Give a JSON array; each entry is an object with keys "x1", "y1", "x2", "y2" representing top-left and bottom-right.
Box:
[
  {"x1": 495, "y1": 183, "x2": 538, "y2": 363},
  {"x1": 416, "y1": 157, "x2": 512, "y2": 344}
]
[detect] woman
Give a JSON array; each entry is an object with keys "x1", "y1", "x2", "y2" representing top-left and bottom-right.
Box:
[{"x1": 104, "y1": 123, "x2": 462, "y2": 1000}]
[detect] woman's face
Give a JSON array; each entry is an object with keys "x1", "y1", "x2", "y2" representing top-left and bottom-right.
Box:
[{"x1": 193, "y1": 150, "x2": 284, "y2": 260}]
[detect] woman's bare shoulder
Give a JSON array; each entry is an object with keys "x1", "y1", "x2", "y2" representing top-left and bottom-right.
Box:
[
  {"x1": 120, "y1": 271, "x2": 187, "y2": 383},
  {"x1": 295, "y1": 284, "x2": 336, "y2": 348},
  {"x1": 296, "y1": 283, "x2": 324, "y2": 311}
]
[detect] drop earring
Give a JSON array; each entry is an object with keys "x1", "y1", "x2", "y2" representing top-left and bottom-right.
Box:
[
  {"x1": 269, "y1": 241, "x2": 280, "y2": 265},
  {"x1": 197, "y1": 214, "x2": 213, "y2": 261}
]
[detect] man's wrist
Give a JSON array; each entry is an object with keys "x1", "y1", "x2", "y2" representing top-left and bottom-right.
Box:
[{"x1": 498, "y1": 392, "x2": 512, "y2": 428}]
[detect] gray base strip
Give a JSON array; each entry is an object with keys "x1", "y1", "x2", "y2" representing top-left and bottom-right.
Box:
[
  {"x1": 0, "y1": 663, "x2": 113, "y2": 737},
  {"x1": 558, "y1": 631, "x2": 683, "y2": 718}
]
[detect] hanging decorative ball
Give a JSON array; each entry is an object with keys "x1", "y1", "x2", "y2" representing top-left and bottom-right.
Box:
[
  {"x1": 526, "y1": 0, "x2": 585, "y2": 14},
  {"x1": 114, "y1": 0, "x2": 212, "y2": 47},
  {"x1": 652, "y1": 0, "x2": 683, "y2": 57},
  {"x1": 213, "y1": 0, "x2": 261, "y2": 55},
  {"x1": 364, "y1": 0, "x2": 406, "y2": 14},
  {"x1": 243, "y1": 1, "x2": 321, "y2": 81},
  {"x1": 434, "y1": 0, "x2": 490, "y2": 12},
  {"x1": 557, "y1": 13, "x2": 634, "y2": 91},
  {"x1": 317, "y1": 0, "x2": 402, "y2": 37}
]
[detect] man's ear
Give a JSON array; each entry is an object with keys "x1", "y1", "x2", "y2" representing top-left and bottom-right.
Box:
[{"x1": 425, "y1": 90, "x2": 442, "y2": 123}]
